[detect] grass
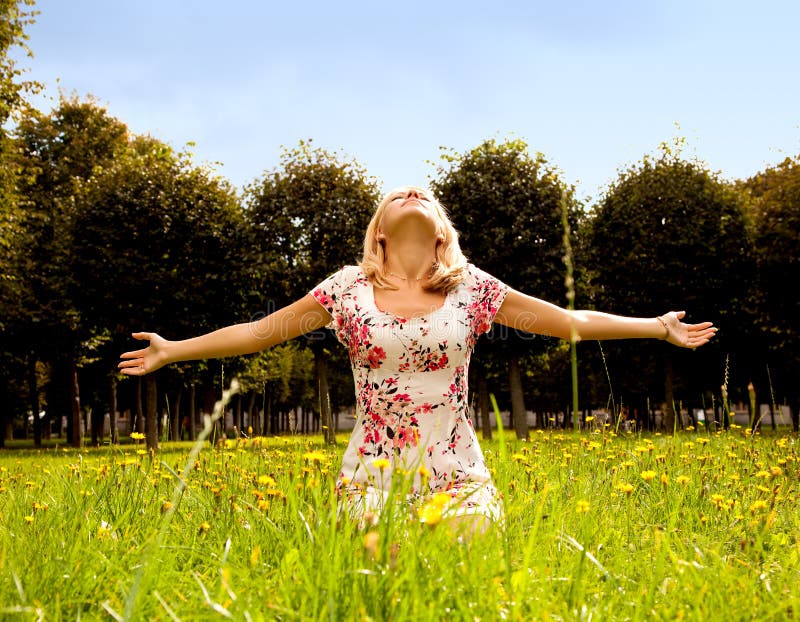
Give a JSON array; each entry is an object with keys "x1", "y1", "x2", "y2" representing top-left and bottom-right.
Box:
[{"x1": 0, "y1": 425, "x2": 798, "y2": 621}]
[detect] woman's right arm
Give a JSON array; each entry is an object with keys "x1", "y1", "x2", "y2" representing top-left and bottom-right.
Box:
[{"x1": 118, "y1": 294, "x2": 331, "y2": 376}]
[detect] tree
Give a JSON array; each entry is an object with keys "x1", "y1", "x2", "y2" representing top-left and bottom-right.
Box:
[
  {"x1": 584, "y1": 146, "x2": 754, "y2": 430},
  {"x1": 432, "y1": 138, "x2": 580, "y2": 439},
  {"x1": 245, "y1": 140, "x2": 380, "y2": 444},
  {"x1": 72, "y1": 136, "x2": 251, "y2": 449},
  {"x1": 8, "y1": 96, "x2": 129, "y2": 446},
  {"x1": 0, "y1": 0, "x2": 38, "y2": 445},
  {"x1": 742, "y1": 155, "x2": 800, "y2": 430}
]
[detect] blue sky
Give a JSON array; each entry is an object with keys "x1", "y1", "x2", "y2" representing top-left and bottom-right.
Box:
[{"x1": 19, "y1": 0, "x2": 800, "y2": 199}]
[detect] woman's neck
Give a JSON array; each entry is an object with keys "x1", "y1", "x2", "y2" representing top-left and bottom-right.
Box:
[{"x1": 383, "y1": 237, "x2": 437, "y2": 283}]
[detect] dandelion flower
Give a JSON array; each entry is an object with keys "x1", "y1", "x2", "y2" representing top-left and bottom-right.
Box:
[
  {"x1": 617, "y1": 483, "x2": 634, "y2": 495},
  {"x1": 198, "y1": 521, "x2": 211, "y2": 535},
  {"x1": 640, "y1": 470, "x2": 657, "y2": 482},
  {"x1": 575, "y1": 499, "x2": 591, "y2": 514},
  {"x1": 23, "y1": 515, "x2": 34, "y2": 524},
  {"x1": 749, "y1": 500, "x2": 768, "y2": 514},
  {"x1": 257, "y1": 474, "x2": 276, "y2": 487},
  {"x1": 372, "y1": 458, "x2": 391, "y2": 471},
  {"x1": 130, "y1": 432, "x2": 145, "y2": 441},
  {"x1": 303, "y1": 451, "x2": 326, "y2": 465},
  {"x1": 676, "y1": 475, "x2": 691, "y2": 486}
]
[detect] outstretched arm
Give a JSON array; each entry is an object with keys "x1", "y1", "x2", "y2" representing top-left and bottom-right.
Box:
[
  {"x1": 494, "y1": 289, "x2": 716, "y2": 348},
  {"x1": 119, "y1": 294, "x2": 332, "y2": 376}
]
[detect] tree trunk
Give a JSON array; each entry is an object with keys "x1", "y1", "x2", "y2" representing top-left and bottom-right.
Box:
[
  {"x1": 69, "y1": 359, "x2": 82, "y2": 448},
  {"x1": 315, "y1": 349, "x2": 336, "y2": 445},
  {"x1": 29, "y1": 354, "x2": 41, "y2": 447},
  {"x1": 478, "y1": 371, "x2": 492, "y2": 441},
  {"x1": 145, "y1": 375, "x2": 159, "y2": 450},
  {"x1": 135, "y1": 377, "x2": 144, "y2": 434},
  {"x1": 109, "y1": 372, "x2": 118, "y2": 444},
  {"x1": 247, "y1": 392, "x2": 256, "y2": 435},
  {"x1": 188, "y1": 383, "x2": 196, "y2": 440},
  {"x1": 170, "y1": 388, "x2": 182, "y2": 442},
  {"x1": 508, "y1": 356, "x2": 528, "y2": 440},
  {"x1": 663, "y1": 357, "x2": 676, "y2": 432}
]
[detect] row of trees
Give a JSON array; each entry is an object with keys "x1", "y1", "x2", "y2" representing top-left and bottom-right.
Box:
[{"x1": 1, "y1": 3, "x2": 798, "y2": 448}]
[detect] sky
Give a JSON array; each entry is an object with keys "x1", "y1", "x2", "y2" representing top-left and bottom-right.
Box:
[{"x1": 17, "y1": 0, "x2": 800, "y2": 200}]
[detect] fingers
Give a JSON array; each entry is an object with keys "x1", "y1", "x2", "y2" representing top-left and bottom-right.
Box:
[
  {"x1": 131, "y1": 332, "x2": 154, "y2": 341},
  {"x1": 120, "y1": 348, "x2": 147, "y2": 359}
]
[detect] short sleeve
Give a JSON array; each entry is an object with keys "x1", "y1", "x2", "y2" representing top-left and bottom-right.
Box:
[
  {"x1": 466, "y1": 264, "x2": 510, "y2": 338},
  {"x1": 309, "y1": 265, "x2": 362, "y2": 343}
]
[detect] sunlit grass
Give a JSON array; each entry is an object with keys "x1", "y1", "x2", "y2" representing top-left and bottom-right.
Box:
[{"x1": 0, "y1": 427, "x2": 798, "y2": 620}]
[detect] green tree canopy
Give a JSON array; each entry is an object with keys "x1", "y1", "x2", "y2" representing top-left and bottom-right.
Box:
[
  {"x1": 432, "y1": 137, "x2": 581, "y2": 438},
  {"x1": 742, "y1": 155, "x2": 800, "y2": 427},
  {"x1": 245, "y1": 140, "x2": 380, "y2": 443},
  {"x1": 584, "y1": 147, "x2": 754, "y2": 429}
]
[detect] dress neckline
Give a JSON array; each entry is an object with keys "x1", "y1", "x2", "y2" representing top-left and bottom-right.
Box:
[{"x1": 366, "y1": 277, "x2": 452, "y2": 322}]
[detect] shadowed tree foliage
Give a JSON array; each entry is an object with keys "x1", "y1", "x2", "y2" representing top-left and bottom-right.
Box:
[
  {"x1": 432, "y1": 137, "x2": 581, "y2": 439},
  {"x1": 742, "y1": 155, "x2": 800, "y2": 430},
  {"x1": 584, "y1": 146, "x2": 754, "y2": 430},
  {"x1": 71, "y1": 136, "x2": 250, "y2": 449},
  {"x1": 245, "y1": 140, "x2": 380, "y2": 444},
  {"x1": 9, "y1": 96, "x2": 129, "y2": 446},
  {"x1": 0, "y1": 0, "x2": 38, "y2": 446}
]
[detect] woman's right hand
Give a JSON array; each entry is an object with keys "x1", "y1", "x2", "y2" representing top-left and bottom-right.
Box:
[{"x1": 119, "y1": 332, "x2": 170, "y2": 376}]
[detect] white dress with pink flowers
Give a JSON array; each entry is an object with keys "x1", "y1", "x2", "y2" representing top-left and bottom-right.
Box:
[{"x1": 310, "y1": 264, "x2": 509, "y2": 521}]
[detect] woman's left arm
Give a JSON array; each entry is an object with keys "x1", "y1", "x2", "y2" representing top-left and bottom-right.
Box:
[{"x1": 494, "y1": 289, "x2": 717, "y2": 349}]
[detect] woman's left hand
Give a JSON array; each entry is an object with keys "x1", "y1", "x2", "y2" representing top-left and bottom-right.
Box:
[{"x1": 659, "y1": 311, "x2": 717, "y2": 348}]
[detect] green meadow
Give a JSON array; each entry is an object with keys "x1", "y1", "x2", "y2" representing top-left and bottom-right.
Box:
[{"x1": 0, "y1": 424, "x2": 797, "y2": 621}]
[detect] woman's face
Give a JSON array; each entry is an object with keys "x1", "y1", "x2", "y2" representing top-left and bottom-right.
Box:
[{"x1": 378, "y1": 187, "x2": 441, "y2": 240}]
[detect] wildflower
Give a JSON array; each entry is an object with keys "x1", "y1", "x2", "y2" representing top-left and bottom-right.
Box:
[
  {"x1": 130, "y1": 432, "x2": 145, "y2": 441},
  {"x1": 575, "y1": 499, "x2": 591, "y2": 514},
  {"x1": 303, "y1": 451, "x2": 326, "y2": 465},
  {"x1": 617, "y1": 483, "x2": 634, "y2": 495},
  {"x1": 418, "y1": 492, "x2": 451, "y2": 526},
  {"x1": 32, "y1": 501, "x2": 47, "y2": 512},
  {"x1": 257, "y1": 500, "x2": 270, "y2": 511},
  {"x1": 24, "y1": 515, "x2": 34, "y2": 524},
  {"x1": 257, "y1": 474, "x2": 276, "y2": 487},
  {"x1": 418, "y1": 465, "x2": 430, "y2": 479},
  {"x1": 161, "y1": 501, "x2": 173, "y2": 513},
  {"x1": 585, "y1": 416, "x2": 595, "y2": 423},
  {"x1": 198, "y1": 521, "x2": 211, "y2": 535},
  {"x1": 373, "y1": 458, "x2": 391, "y2": 471},
  {"x1": 661, "y1": 473, "x2": 669, "y2": 487},
  {"x1": 749, "y1": 500, "x2": 768, "y2": 514},
  {"x1": 770, "y1": 466, "x2": 782, "y2": 478},
  {"x1": 676, "y1": 475, "x2": 691, "y2": 486},
  {"x1": 756, "y1": 470, "x2": 771, "y2": 479},
  {"x1": 640, "y1": 470, "x2": 657, "y2": 482}
]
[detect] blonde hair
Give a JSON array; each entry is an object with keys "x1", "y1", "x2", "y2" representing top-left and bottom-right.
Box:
[{"x1": 361, "y1": 186, "x2": 468, "y2": 292}]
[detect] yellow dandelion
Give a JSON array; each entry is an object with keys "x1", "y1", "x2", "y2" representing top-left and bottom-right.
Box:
[
  {"x1": 130, "y1": 432, "x2": 145, "y2": 440},
  {"x1": 770, "y1": 466, "x2": 783, "y2": 478},
  {"x1": 372, "y1": 458, "x2": 391, "y2": 471},
  {"x1": 749, "y1": 500, "x2": 768, "y2": 514},
  {"x1": 756, "y1": 470, "x2": 771, "y2": 479},
  {"x1": 257, "y1": 499, "x2": 270, "y2": 511},
  {"x1": 676, "y1": 475, "x2": 691, "y2": 486},
  {"x1": 617, "y1": 483, "x2": 634, "y2": 495},
  {"x1": 575, "y1": 499, "x2": 591, "y2": 514},
  {"x1": 585, "y1": 415, "x2": 595, "y2": 423},
  {"x1": 161, "y1": 501, "x2": 173, "y2": 513},
  {"x1": 640, "y1": 470, "x2": 657, "y2": 482},
  {"x1": 257, "y1": 474, "x2": 276, "y2": 487},
  {"x1": 198, "y1": 521, "x2": 211, "y2": 535},
  {"x1": 661, "y1": 473, "x2": 669, "y2": 487},
  {"x1": 23, "y1": 515, "x2": 34, "y2": 524},
  {"x1": 303, "y1": 451, "x2": 326, "y2": 465},
  {"x1": 418, "y1": 465, "x2": 430, "y2": 479}
]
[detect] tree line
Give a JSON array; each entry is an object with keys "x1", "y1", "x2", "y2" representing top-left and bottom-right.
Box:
[{"x1": 1, "y1": 3, "x2": 798, "y2": 448}]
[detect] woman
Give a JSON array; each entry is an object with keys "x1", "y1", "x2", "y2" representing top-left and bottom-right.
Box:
[{"x1": 120, "y1": 186, "x2": 716, "y2": 530}]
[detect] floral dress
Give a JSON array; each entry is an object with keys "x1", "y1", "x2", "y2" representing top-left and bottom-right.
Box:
[{"x1": 310, "y1": 264, "x2": 509, "y2": 521}]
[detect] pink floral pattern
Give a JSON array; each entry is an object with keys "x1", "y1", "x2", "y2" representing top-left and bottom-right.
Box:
[{"x1": 311, "y1": 264, "x2": 508, "y2": 520}]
